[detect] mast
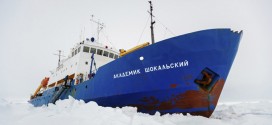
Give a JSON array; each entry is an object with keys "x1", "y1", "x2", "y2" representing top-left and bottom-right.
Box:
[
  {"x1": 54, "y1": 50, "x2": 64, "y2": 67},
  {"x1": 90, "y1": 15, "x2": 104, "y2": 43},
  {"x1": 148, "y1": 1, "x2": 155, "y2": 44}
]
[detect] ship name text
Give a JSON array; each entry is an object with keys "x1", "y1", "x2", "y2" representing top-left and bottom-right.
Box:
[
  {"x1": 113, "y1": 60, "x2": 189, "y2": 79},
  {"x1": 113, "y1": 69, "x2": 141, "y2": 79},
  {"x1": 144, "y1": 60, "x2": 189, "y2": 73}
]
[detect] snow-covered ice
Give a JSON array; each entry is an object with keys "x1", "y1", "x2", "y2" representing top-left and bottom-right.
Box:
[{"x1": 0, "y1": 97, "x2": 271, "y2": 125}]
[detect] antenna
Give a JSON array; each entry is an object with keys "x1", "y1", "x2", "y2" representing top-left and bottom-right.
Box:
[
  {"x1": 148, "y1": 1, "x2": 155, "y2": 44},
  {"x1": 53, "y1": 50, "x2": 65, "y2": 67},
  {"x1": 90, "y1": 15, "x2": 104, "y2": 43}
]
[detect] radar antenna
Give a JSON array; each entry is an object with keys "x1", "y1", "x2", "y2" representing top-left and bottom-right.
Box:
[
  {"x1": 90, "y1": 15, "x2": 104, "y2": 43},
  {"x1": 148, "y1": 1, "x2": 155, "y2": 44}
]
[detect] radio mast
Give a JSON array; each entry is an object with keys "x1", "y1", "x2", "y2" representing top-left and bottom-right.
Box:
[
  {"x1": 54, "y1": 50, "x2": 65, "y2": 67},
  {"x1": 90, "y1": 15, "x2": 104, "y2": 43},
  {"x1": 148, "y1": 1, "x2": 155, "y2": 44}
]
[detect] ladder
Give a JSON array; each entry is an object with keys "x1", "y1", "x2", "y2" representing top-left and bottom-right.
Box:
[{"x1": 50, "y1": 86, "x2": 69, "y2": 104}]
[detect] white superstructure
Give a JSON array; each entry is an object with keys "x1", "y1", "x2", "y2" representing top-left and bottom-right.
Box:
[{"x1": 48, "y1": 39, "x2": 119, "y2": 86}]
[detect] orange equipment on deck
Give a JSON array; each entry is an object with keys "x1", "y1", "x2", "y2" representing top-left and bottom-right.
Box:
[
  {"x1": 119, "y1": 42, "x2": 150, "y2": 57},
  {"x1": 33, "y1": 77, "x2": 49, "y2": 98}
]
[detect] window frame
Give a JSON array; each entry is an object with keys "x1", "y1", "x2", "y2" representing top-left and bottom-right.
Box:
[
  {"x1": 90, "y1": 48, "x2": 96, "y2": 54},
  {"x1": 97, "y1": 49, "x2": 103, "y2": 55},
  {"x1": 83, "y1": 46, "x2": 90, "y2": 53},
  {"x1": 78, "y1": 47, "x2": 81, "y2": 53},
  {"x1": 75, "y1": 49, "x2": 78, "y2": 55},
  {"x1": 114, "y1": 54, "x2": 118, "y2": 59},
  {"x1": 109, "y1": 53, "x2": 114, "y2": 58},
  {"x1": 103, "y1": 51, "x2": 109, "y2": 57}
]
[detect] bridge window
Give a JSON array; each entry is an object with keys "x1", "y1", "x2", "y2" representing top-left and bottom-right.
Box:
[
  {"x1": 109, "y1": 53, "x2": 114, "y2": 58},
  {"x1": 103, "y1": 51, "x2": 109, "y2": 57},
  {"x1": 114, "y1": 54, "x2": 118, "y2": 59},
  {"x1": 90, "y1": 48, "x2": 96, "y2": 54},
  {"x1": 83, "y1": 46, "x2": 90, "y2": 53},
  {"x1": 97, "y1": 49, "x2": 103, "y2": 55},
  {"x1": 78, "y1": 47, "x2": 81, "y2": 53},
  {"x1": 75, "y1": 49, "x2": 77, "y2": 55}
]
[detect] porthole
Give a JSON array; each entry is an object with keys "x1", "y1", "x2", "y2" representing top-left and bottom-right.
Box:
[{"x1": 140, "y1": 56, "x2": 144, "y2": 61}]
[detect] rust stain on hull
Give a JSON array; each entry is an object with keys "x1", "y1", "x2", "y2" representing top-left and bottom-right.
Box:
[
  {"x1": 133, "y1": 79, "x2": 225, "y2": 118},
  {"x1": 170, "y1": 84, "x2": 178, "y2": 88}
]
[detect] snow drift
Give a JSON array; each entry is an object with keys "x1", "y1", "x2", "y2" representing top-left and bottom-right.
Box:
[{"x1": 0, "y1": 97, "x2": 271, "y2": 125}]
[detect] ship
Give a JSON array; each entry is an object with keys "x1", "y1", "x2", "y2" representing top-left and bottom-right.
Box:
[{"x1": 28, "y1": 2, "x2": 242, "y2": 118}]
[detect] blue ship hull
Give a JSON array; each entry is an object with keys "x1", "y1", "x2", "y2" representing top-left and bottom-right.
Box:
[{"x1": 29, "y1": 29, "x2": 242, "y2": 117}]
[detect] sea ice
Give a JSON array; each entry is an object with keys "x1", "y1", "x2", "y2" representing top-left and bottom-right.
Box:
[{"x1": 0, "y1": 97, "x2": 271, "y2": 125}]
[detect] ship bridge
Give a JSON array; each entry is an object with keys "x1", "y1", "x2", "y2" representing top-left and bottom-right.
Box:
[{"x1": 48, "y1": 39, "x2": 119, "y2": 88}]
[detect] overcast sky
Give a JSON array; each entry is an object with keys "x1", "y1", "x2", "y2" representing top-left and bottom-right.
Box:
[{"x1": 0, "y1": 0, "x2": 271, "y2": 102}]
